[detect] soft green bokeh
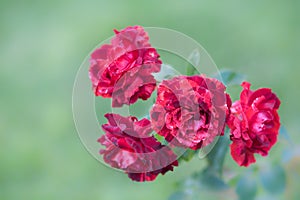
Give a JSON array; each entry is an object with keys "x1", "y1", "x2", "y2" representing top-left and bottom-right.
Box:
[{"x1": 1, "y1": 0, "x2": 299, "y2": 199}]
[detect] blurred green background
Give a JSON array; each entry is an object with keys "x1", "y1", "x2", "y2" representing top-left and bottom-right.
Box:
[{"x1": 1, "y1": 0, "x2": 300, "y2": 199}]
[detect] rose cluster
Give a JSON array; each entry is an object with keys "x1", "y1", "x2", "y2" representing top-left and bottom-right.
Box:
[{"x1": 89, "y1": 26, "x2": 281, "y2": 181}]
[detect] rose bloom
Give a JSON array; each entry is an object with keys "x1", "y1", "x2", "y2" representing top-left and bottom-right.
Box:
[
  {"x1": 227, "y1": 82, "x2": 281, "y2": 167},
  {"x1": 150, "y1": 75, "x2": 230, "y2": 150},
  {"x1": 89, "y1": 26, "x2": 162, "y2": 107},
  {"x1": 98, "y1": 113, "x2": 178, "y2": 182}
]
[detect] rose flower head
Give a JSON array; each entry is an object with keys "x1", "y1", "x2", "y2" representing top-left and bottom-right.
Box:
[
  {"x1": 98, "y1": 113, "x2": 178, "y2": 182},
  {"x1": 89, "y1": 26, "x2": 162, "y2": 107},
  {"x1": 227, "y1": 82, "x2": 281, "y2": 167},
  {"x1": 150, "y1": 75, "x2": 231, "y2": 150}
]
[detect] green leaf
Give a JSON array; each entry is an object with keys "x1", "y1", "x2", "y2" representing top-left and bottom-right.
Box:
[
  {"x1": 178, "y1": 149, "x2": 197, "y2": 163},
  {"x1": 199, "y1": 128, "x2": 230, "y2": 176},
  {"x1": 259, "y1": 165, "x2": 286, "y2": 194},
  {"x1": 198, "y1": 169, "x2": 229, "y2": 191},
  {"x1": 153, "y1": 64, "x2": 180, "y2": 82},
  {"x1": 205, "y1": 136, "x2": 230, "y2": 176},
  {"x1": 153, "y1": 134, "x2": 168, "y2": 145},
  {"x1": 169, "y1": 170, "x2": 230, "y2": 200},
  {"x1": 214, "y1": 69, "x2": 246, "y2": 86},
  {"x1": 236, "y1": 172, "x2": 257, "y2": 200},
  {"x1": 186, "y1": 49, "x2": 200, "y2": 75},
  {"x1": 228, "y1": 174, "x2": 240, "y2": 187}
]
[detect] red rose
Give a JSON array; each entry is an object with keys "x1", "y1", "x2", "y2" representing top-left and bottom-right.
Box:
[
  {"x1": 89, "y1": 26, "x2": 162, "y2": 107},
  {"x1": 227, "y1": 82, "x2": 281, "y2": 167},
  {"x1": 150, "y1": 75, "x2": 230, "y2": 150},
  {"x1": 99, "y1": 113, "x2": 178, "y2": 182}
]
